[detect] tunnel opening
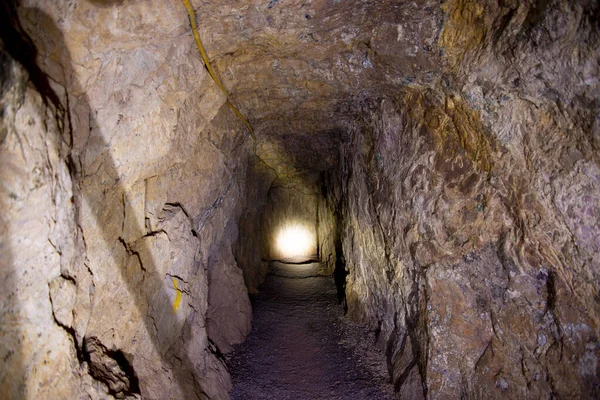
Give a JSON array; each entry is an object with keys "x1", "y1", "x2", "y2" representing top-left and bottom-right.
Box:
[
  {"x1": 2, "y1": 0, "x2": 600, "y2": 399},
  {"x1": 274, "y1": 224, "x2": 316, "y2": 263},
  {"x1": 249, "y1": 169, "x2": 343, "y2": 284},
  {"x1": 260, "y1": 177, "x2": 335, "y2": 263}
]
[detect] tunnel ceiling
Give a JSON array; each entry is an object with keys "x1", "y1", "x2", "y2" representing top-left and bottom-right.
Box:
[{"x1": 191, "y1": 0, "x2": 443, "y2": 177}]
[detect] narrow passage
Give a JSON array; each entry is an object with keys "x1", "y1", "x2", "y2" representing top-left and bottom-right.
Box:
[{"x1": 226, "y1": 262, "x2": 398, "y2": 399}]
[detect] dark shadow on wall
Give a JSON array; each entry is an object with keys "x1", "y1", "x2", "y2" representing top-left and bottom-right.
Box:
[
  {"x1": 0, "y1": 0, "x2": 60, "y2": 107},
  {"x1": 234, "y1": 156, "x2": 277, "y2": 294},
  {"x1": 1, "y1": 2, "x2": 215, "y2": 398},
  {"x1": 0, "y1": 0, "x2": 47, "y2": 396},
  {"x1": 333, "y1": 238, "x2": 347, "y2": 313}
]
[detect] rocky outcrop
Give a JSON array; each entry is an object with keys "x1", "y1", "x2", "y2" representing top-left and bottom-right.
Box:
[
  {"x1": 1, "y1": 33, "x2": 89, "y2": 399},
  {"x1": 316, "y1": 179, "x2": 337, "y2": 275},
  {"x1": 1, "y1": 1, "x2": 260, "y2": 398},
  {"x1": 335, "y1": 86, "x2": 599, "y2": 397},
  {"x1": 329, "y1": 0, "x2": 600, "y2": 395},
  {"x1": 234, "y1": 157, "x2": 276, "y2": 294}
]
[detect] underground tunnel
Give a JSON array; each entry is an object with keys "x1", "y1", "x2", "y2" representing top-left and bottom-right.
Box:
[{"x1": 1, "y1": 0, "x2": 600, "y2": 398}]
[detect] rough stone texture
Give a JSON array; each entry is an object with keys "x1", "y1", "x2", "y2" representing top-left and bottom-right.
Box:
[
  {"x1": 234, "y1": 157, "x2": 277, "y2": 294},
  {"x1": 2, "y1": 0, "x2": 599, "y2": 398},
  {"x1": 316, "y1": 181, "x2": 337, "y2": 275},
  {"x1": 189, "y1": 0, "x2": 443, "y2": 138},
  {"x1": 331, "y1": 10, "x2": 600, "y2": 393},
  {"x1": 1, "y1": 0, "x2": 261, "y2": 398},
  {"x1": 206, "y1": 218, "x2": 251, "y2": 354},
  {"x1": 1, "y1": 44, "x2": 94, "y2": 400}
]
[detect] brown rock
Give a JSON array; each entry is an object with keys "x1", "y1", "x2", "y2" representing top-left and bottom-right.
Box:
[{"x1": 1, "y1": 0, "x2": 599, "y2": 398}]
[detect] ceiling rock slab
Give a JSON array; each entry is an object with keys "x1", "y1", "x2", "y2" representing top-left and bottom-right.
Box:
[{"x1": 188, "y1": 0, "x2": 443, "y2": 175}]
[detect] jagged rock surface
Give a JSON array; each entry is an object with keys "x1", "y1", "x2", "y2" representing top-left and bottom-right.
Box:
[
  {"x1": 1, "y1": 0, "x2": 599, "y2": 398},
  {"x1": 1, "y1": 0, "x2": 263, "y2": 398},
  {"x1": 327, "y1": 0, "x2": 600, "y2": 395}
]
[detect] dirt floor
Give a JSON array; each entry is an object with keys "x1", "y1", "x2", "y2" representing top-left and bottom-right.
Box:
[{"x1": 225, "y1": 262, "x2": 399, "y2": 400}]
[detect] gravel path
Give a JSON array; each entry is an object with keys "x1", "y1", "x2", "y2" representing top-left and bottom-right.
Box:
[{"x1": 226, "y1": 262, "x2": 399, "y2": 400}]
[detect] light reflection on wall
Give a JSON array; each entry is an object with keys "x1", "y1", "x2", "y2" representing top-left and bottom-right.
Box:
[{"x1": 275, "y1": 224, "x2": 315, "y2": 259}]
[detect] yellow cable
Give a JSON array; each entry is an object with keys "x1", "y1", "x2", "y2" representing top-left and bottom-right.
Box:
[
  {"x1": 172, "y1": 278, "x2": 182, "y2": 312},
  {"x1": 181, "y1": 0, "x2": 255, "y2": 141}
]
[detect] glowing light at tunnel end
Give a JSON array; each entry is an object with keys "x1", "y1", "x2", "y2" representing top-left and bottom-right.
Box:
[{"x1": 276, "y1": 225, "x2": 314, "y2": 258}]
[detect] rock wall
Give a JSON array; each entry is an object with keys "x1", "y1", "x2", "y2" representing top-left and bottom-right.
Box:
[
  {"x1": 1, "y1": 1, "x2": 260, "y2": 398},
  {"x1": 1, "y1": 30, "x2": 87, "y2": 399},
  {"x1": 234, "y1": 157, "x2": 276, "y2": 294},
  {"x1": 332, "y1": 0, "x2": 600, "y2": 395},
  {"x1": 337, "y1": 90, "x2": 600, "y2": 399},
  {"x1": 316, "y1": 178, "x2": 337, "y2": 275}
]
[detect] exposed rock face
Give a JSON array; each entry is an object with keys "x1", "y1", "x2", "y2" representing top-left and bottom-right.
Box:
[
  {"x1": 316, "y1": 179, "x2": 337, "y2": 275},
  {"x1": 335, "y1": 88, "x2": 600, "y2": 397},
  {"x1": 1, "y1": 0, "x2": 599, "y2": 398},
  {"x1": 1, "y1": 39, "x2": 88, "y2": 399},
  {"x1": 327, "y1": 0, "x2": 600, "y2": 396},
  {"x1": 189, "y1": 0, "x2": 443, "y2": 137},
  {"x1": 234, "y1": 158, "x2": 277, "y2": 294},
  {"x1": 1, "y1": 0, "x2": 261, "y2": 398}
]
